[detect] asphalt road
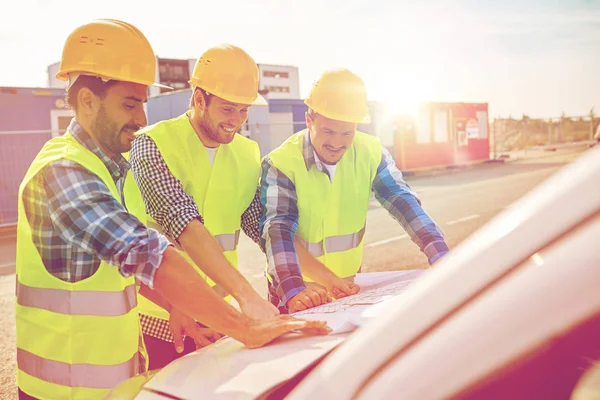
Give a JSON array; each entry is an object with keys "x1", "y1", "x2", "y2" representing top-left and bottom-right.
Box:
[{"x1": 0, "y1": 148, "x2": 588, "y2": 399}]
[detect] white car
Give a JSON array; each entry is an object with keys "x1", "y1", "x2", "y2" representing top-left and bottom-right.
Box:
[{"x1": 111, "y1": 145, "x2": 600, "y2": 400}]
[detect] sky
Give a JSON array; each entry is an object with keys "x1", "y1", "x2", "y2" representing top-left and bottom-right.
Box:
[{"x1": 1, "y1": 0, "x2": 599, "y2": 118}]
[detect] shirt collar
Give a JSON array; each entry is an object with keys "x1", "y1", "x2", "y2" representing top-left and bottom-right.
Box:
[
  {"x1": 302, "y1": 129, "x2": 327, "y2": 173},
  {"x1": 67, "y1": 118, "x2": 130, "y2": 180}
]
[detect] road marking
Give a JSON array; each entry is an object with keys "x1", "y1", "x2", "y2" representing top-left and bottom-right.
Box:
[
  {"x1": 446, "y1": 214, "x2": 480, "y2": 226},
  {"x1": 365, "y1": 234, "x2": 409, "y2": 248}
]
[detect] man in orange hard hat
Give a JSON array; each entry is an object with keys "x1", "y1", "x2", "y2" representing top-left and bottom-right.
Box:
[
  {"x1": 260, "y1": 68, "x2": 449, "y2": 314},
  {"x1": 15, "y1": 20, "x2": 328, "y2": 400}
]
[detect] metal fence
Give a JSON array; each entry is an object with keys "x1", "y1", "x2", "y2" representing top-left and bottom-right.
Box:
[
  {"x1": 490, "y1": 114, "x2": 597, "y2": 157},
  {"x1": 0, "y1": 130, "x2": 55, "y2": 226}
]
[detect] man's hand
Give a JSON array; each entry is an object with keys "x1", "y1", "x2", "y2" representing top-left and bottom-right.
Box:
[
  {"x1": 324, "y1": 277, "x2": 360, "y2": 299},
  {"x1": 242, "y1": 315, "x2": 331, "y2": 349},
  {"x1": 190, "y1": 327, "x2": 223, "y2": 350},
  {"x1": 287, "y1": 283, "x2": 332, "y2": 313},
  {"x1": 239, "y1": 294, "x2": 280, "y2": 320},
  {"x1": 169, "y1": 309, "x2": 223, "y2": 352}
]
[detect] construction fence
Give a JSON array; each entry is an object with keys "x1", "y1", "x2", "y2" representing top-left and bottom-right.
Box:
[
  {"x1": 490, "y1": 113, "x2": 598, "y2": 156},
  {"x1": 0, "y1": 129, "x2": 57, "y2": 227}
]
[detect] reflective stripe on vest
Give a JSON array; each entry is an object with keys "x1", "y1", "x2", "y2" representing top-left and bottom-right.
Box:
[
  {"x1": 17, "y1": 348, "x2": 138, "y2": 389},
  {"x1": 298, "y1": 226, "x2": 366, "y2": 258},
  {"x1": 214, "y1": 230, "x2": 240, "y2": 252},
  {"x1": 16, "y1": 279, "x2": 136, "y2": 317}
]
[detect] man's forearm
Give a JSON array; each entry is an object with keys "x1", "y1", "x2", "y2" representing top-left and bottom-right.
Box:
[
  {"x1": 139, "y1": 283, "x2": 172, "y2": 313},
  {"x1": 153, "y1": 246, "x2": 250, "y2": 343},
  {"x1": 264, "y1": 225, "x2": 306, "y2": 305},
  {"x1": 294, "y1": 237, "x2": 337, "y2": 284},
  {"x1": 179, "y1": 219, "x2": 256, "y2": 301}
]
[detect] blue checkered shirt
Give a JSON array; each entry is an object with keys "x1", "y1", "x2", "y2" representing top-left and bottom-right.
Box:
[
  {"x1": 259, "y1": 131, "x2": 449, "y2": 308},
  {"x1": 21, "y1": 119, "x2": 170, "y2": 287}
]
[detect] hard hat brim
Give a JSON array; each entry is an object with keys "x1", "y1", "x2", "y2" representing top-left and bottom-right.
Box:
[
  {"x1": 57, "y1": 71, "x2": 172, "y2": 90},
  {"x1": 151, "y1": 82, "x2": 173, "y2": 90},
  {"x1": 252, "y1": 93, "x2": 268, "y2": 106},
  {"x1": 304, "y1": 99, "x2": 371, "y2": 124}
]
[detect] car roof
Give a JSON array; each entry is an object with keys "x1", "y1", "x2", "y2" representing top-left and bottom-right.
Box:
[
  {"x1": 287, "y1": 145, "x2": 600, "y2": 399},
  {"x1": 357, "y1": 210, "x2": 600, "y2": 399}
]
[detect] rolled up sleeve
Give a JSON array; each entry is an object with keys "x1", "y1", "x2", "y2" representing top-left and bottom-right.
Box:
[{"x1": 259, "y1": 158, "x2": 306, "y2": 306}]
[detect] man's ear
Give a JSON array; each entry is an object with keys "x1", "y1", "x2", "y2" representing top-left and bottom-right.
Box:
[
  {"x1": 77, "y1": 87, "x2": 97, "y2": 116},
  {"x1": 194, "y1": 89, "x2": 207, "y2": 114},
  {"x1": 305, "y1": 111, "x2": 313, "y2": 130}
]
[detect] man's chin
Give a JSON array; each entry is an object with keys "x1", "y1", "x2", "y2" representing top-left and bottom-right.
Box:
[
  {"x1": 117, "y1": 142, "x2": 132, "y2": 155},
  {"x1": 219, "y1": 134, "x2": 235, "y2": 145}
]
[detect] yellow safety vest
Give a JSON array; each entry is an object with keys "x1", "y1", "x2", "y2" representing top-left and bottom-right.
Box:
[
  {"x1": 267, "y1": 130, "x2": 381, "y2": 279},
  {"x1": 124, "y1": 112, "x2": 260, "y2": 320},
  {"x1": 15, "y1": 132, "x2": 145, "y2": 400}
]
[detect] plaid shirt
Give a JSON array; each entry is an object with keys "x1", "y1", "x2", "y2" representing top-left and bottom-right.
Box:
[
  {"x1": 260, "y1": 131, "x2": 449, "y2": 309},
  {"x1": 21, "y1": 119, "x2": 170, "y2": 287},
  {"x1": 130, "y1": 133, "x2": 262, "y2": 342}
]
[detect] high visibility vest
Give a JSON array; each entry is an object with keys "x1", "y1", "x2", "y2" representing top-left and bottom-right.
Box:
[
  {"x1": 124, "y1": 112, "x2": 260, "y2": 320},
  {"x1": 267, "y1": 130, "x2": 381, "y2": 279},
  {"x1": 15, "y1": 132, "x2": 145, "y2": 400}
]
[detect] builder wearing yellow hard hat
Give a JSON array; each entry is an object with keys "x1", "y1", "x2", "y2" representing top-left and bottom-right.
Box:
[
  {"x1": 15, "y1": 21, "x2": 328, "y2": 400},
  {"x1": 260, "y1": 68, "x2": 450, "y2": 313},
  {"x1": 123, "y1": 44, "x2": 280, "y2": 369}
]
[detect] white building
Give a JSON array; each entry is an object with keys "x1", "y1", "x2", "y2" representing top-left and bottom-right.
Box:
[
  {"x1": 47, "y1": 58, "x2": 300, "y2": 101},
  {"x1": 47, "y1": 62, "x2": 64, "y2": 88},
  {"x1": 257, "y1": 64, "x2": 300, "y2": 100}
]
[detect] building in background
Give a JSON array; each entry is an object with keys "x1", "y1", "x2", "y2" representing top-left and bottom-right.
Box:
[
  {"x1": 394, "y1": 102, "x2": 490, "y2": 170},
  {"x1": 257, "y1": 64, "x2": 300, "y2": 100},
  {"x1": 47, "y1": 62, "x2": 61, "y2": 88}
]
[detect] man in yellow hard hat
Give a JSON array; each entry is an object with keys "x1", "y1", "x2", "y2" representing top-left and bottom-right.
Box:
[
  {"x1": 260, "y1": 68, "x2": 449, "y2": 313},
  {"x1": 123, "y1": 44, "x2": 281, "y2": 369},
  {"x1": 15, "y1": 20, "x2": 328, "y2": 400}
]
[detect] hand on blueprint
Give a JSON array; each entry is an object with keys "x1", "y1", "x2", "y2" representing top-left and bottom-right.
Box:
[
  {"x1": 191, "y1": 328, "x2": 224, "y2": 349},
  {"x1": 169, "y1": 308, "x2": 223, "y2": 352},
  {"x1": 325, "y1": 277, "x2": 360, "y2": 299},
  {"x1": 239, "y1": 293, "x2": 280, "y2": 320},
  {"x1": 287, "y1": 283, "x2": 332, "y2": 313},
  {"x1": 243, "y1": 315, "x2": 332, "y2": 349}
]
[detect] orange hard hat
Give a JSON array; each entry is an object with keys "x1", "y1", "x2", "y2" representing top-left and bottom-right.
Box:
[
  {"x1": 305, "y1": 68, "x2": 370, "y2": 124},
  {"x1": 56, "y1": 19, "x2": 169, "y2": 89},
  {"x1": 189, "y1": 44, "x2": 266, "y2": 105}
]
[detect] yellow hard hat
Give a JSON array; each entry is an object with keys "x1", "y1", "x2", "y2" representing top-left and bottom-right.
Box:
[
  {"x1": 189, "y1": 44, "x2": 267, "y2": 106},
  {"x1": 56, "y1": 19, "x2": 169, "y2": 89},
  {"x1": 305, "y1": 68, "x2": 370, "y2": 124}
]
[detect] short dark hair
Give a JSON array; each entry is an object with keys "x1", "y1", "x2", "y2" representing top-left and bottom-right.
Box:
[
  {"x1": 307, "y1": 108, "x2": 320, "y2": 119},
  {"x1": 189, "y1": 87, "x2": 212, "y2": 109},
  {"x1": 66, "y1": 75, "x2": 119, "y2": 112}
]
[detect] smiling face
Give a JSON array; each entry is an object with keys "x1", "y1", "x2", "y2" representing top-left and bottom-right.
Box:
[
  {"x1": 84, "y1": 81, "x2": 148, "y2": 158},
  {"x1": 190, "y1": 88, "x2": 250, "y2": 147},
  {"x1": 306, "y1": 111, "x2": 357, "y2": 165}
]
